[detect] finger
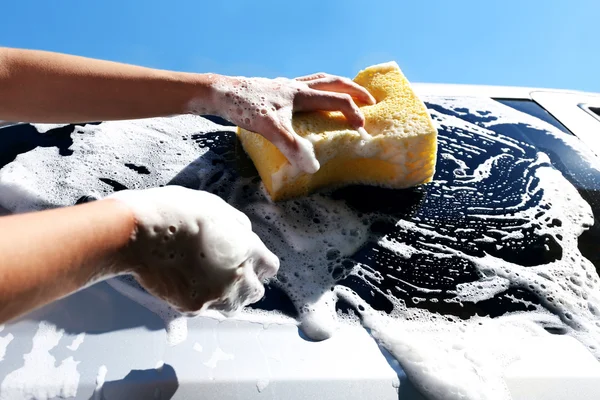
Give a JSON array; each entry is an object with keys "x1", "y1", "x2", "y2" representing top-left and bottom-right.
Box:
[
  {"x1": 210, "y1": 263, "x2": 265, "y2": 315},
  {"x1": 280, "y1": 119, "x2": 320, "y2": 173},
  {"x1": 251, "y1": 236, "x2": 280, "y2": 280},
  {"x1": 295, "y1": 90, "x2": 365, "y2": 129},
  {"x1": 295, "y1": 72, "x2": 328, "y2": 82},
  {"x1": 305, "y1": 76, "x2": 376, "y2": 105},
  {"x1": 261, "y1": 116, "x2": 320, "y2": 174},
  {"x1": 234, "y1": 209, "x2": 252, "y2": 229},
  {"x1": 239, "y1": 269, "x2": 266, "y2": 305}
]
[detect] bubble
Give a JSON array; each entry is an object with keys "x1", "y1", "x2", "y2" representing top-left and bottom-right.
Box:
[{"x1": 8, "y1": 95, "x2": 600, "y2": 400}]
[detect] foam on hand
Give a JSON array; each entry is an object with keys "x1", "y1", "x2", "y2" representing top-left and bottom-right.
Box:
[
  {"x1": 208, "y1": 76, "x2": 321, "y2": 175},
  {"x1": 108, "y1": 186, "x2": 279, "y2": 317}
]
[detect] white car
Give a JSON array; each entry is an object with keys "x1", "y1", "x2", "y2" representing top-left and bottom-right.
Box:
[{"x1": 0, "y1": 84, "x2": 599, "y2": 400}]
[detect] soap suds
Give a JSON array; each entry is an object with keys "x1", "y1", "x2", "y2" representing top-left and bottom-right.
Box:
[
  {"x1": 193, "y1": 343, "x2": 203, "y2": 353},
  {"x1": 30, "y1": 123, "x2": 69, "y2": 133},
  {"x1": 203, "y1": 348, "x2": 235, "y2": 369},
  {"x1": 108, "y1": 185, "x2": 279, "y2": 316},
  {"x1": 0, "y1": 321, "x2": 80, "y2": 400},
  {"x1": 66, "y1": 333, "x2": 85, "y2": 351},
  {"x1": 0, "y1": 116, "x2": 226, "y2": 213},
  {"x1": 2, "y1": 100, "x2": 600, "y2": 400},
  {"x1": 0, "y1": 325, "x2": 14, "y2": 362},
  {"x1": 92, "y1": 365, "x2": 107, "y2": 400},
  {"x1": 225, "y1": 96, "x2": 600, "y2": 399},
  {"x1": 210, "y1": 76, "x2": 321, "y2": 174},
  {"x1": 256, "y1": 378, "x2": 270, "y2": 392}
]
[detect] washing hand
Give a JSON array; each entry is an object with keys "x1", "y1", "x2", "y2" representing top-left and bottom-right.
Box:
[
  {"x1": 109, "y1": 186, "x2": 279, "y2": 316},
  {"x1": 206, "y1": 73, "x2": 376, "y2": 174}
]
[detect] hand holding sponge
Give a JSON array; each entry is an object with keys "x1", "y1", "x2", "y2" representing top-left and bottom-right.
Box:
[{"x1": 237, "y1": 62, "x2": 438, "y2": 201}]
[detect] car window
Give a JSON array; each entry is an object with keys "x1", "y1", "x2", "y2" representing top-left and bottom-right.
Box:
[{"x1": 494, "y1": 99, "x2": 572, "y2": 135}]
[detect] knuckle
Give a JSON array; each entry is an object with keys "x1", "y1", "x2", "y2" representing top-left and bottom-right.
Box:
[{"x1": 338, "y1": 93, "x2": 353, "y2": 103}]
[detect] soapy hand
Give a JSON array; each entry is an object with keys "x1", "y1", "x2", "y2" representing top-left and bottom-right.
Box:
[
  {"x1": 210, "y1": 73, "x2": 377, "y2": 174},
  {"x1": 108, "y1": 186, "x2": 279, "y2": 316}
]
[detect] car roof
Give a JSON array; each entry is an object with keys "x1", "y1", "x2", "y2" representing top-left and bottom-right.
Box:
[{"x1": 413, "y1": 83, "x2": 600, "y2": 99}]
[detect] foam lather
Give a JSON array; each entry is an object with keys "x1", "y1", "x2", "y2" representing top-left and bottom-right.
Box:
[{"x1": 237, "y1": 62, "x2": 438, "y2": 201}]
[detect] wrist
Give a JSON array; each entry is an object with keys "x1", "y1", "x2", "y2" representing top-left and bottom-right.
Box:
[
  {"x1": 184, "y1": 72, "x2": 229, "y2": 117},
  {"x1": 91, "y1": 197, "x2": 139, "y2": 278}
]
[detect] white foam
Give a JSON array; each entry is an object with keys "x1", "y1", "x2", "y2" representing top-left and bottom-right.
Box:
[
  {"x1": 30, "y1": 123, "x2": 69, "y2": 133},
  {"x1": 66, "y1": 333, "x2": 85, "y2": 351},
  {"x1": 434, "y1": 97, "x2": 600, "y2": 175},
  {"x1": 210, "y1": 76, "x2": 320, "y2": 174},
  {"x1": 201, "y1": 307, "x2": 296, "y2": 327},
  {"x1": 0, "y1": 325, "x2": 14, "y2": 362},
  {"x1": 454, "y1": 276, "x2": 510, "y2": 302},
  {"x1": 109, "y1": 186, "x2": 279, "y2": 316},
  {"x1": 256, "y1": 379, "x2": 270, "y2": 392},
  {"x1": 0, "y1": 321, "x2": 80, "y2": 400},
  {"x1": 92, "y1": 365, "x2": 107, "y2": 400},
  {"x1": 203, "y1": 348, "x2": 235, "y2": 369},
  {"x1": 0, "y1": 116, "x2": 225, "y2": 213},
  {"x1": 193, "y1": 343, "x2": 203, "y2": 353},
  {"x1": 3, "y1": 102, "x2": 600, "y2": 400},
  {"x1": 226, "y1": 96, "x2": 600, "y2": 399}
]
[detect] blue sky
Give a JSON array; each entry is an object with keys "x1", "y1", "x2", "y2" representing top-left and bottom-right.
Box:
[{"x1": 1, "y1": 0, "x2": 598, "y2": 92}]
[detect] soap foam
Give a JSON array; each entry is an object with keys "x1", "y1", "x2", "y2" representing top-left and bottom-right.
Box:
[
  {"x1": 108, "y1": 185, "x2": 279, "y2": 317},
  {"x1": 0, "y1": 115, "x2": 225, "y2": 213},
  {"x1": 213, "y1": 96, "x2": 600, "y2": 399},
  {"x1": 2, "y1": 98, "x2": 600, "y2": 400},
  {"x1": 203, "y1": 347, "x2": 235, "y2": 369},
  {"x1": 66, "y1": 333, "x2": 85, "y2": 351},
  {"x1": 92, "y1": 365, "x2": 107, "y2": 400},
  {"x1": 0, "y1": 325, "x2": 14, "y2": 362},
  {"x1": 0, "y1": 321, "x2": 81, "y2": 400},
  {"x1": 210, "y1": 76, "x2": 321, "y2": 174}
]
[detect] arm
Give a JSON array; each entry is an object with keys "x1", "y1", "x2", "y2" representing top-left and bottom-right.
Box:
[
  {"x1": 0, "y1": 47, "x2": 212, "y2": 123},
  {"x1": 0, "y1": 47, "x2": 376, "y2": 172},
  {"x1": 0, "y1": 199, "x2": 135, "y2": 323},
  {"x1": 0, "y1": 187, "x2": 279, "y2": 324}
]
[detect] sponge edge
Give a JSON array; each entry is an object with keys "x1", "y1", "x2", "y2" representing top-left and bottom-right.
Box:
[{"x1": 237, "y1": 61, "x2": 438, "y2": 201}]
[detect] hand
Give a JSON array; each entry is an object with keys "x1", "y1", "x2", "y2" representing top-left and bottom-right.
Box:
[
  {"x1": 210, "y1": 73, "x2": 376, "y2": 174},
  {"x1": 108, "y1": 186, "x2": 279, "y2": 316}
]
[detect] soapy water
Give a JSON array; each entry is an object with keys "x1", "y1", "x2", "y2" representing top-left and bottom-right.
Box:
[
  {"x1": 181, "y1": 97, "x2": 600, "y2": 399},
  {"x1": 1, "y1": 97, "x2": 599, "y2": 399}
]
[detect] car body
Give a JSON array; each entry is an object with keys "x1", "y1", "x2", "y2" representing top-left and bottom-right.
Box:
[{"x1": 0, "y1": 84, "x2": 599, "y2": 400}]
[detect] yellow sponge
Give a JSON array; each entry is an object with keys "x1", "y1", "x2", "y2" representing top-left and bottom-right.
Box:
[{"x1": 237, "y1": 62, "x2": 438, "y2": 201}]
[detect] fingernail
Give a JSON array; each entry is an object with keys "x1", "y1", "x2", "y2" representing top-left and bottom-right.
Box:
[{"x1": 367, "y1": 93, "x2": 377, "y2": 105}]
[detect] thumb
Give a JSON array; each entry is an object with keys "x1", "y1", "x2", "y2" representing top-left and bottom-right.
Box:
[{"x1": 273, "y1": 119, "x2": 320, "y2": 174}]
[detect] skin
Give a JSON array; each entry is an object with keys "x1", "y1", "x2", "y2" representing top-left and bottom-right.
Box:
[{"x1": 0, "y1": 47, "x2": 375, "y2": 324}]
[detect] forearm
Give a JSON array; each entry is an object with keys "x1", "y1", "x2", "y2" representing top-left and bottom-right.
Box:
[
  {"x1": 0, "y1": 47, "x2": 217, "y2": 123},
  {"x1": 0, "y1": 199, "x2": 135, "y2": 323}
]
